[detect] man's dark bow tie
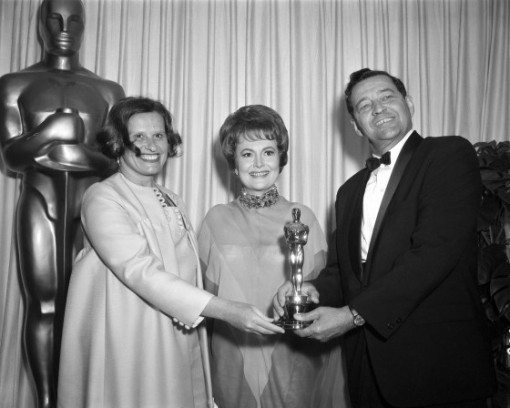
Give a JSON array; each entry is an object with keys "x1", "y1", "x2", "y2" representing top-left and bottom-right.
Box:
[{"x1": 366, "y1": 151, "x2": 391, "y2": 172}]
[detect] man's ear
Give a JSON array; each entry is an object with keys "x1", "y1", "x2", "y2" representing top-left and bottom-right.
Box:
[
  {"x1": 405, "y1": 95, "x2": 415, "y2": 117},
  {"x1": 351, "y1": 119, "x2": 364, "y2": 137}
]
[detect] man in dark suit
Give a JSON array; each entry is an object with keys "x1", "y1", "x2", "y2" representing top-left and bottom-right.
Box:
[{"x1": 274, "y1": 68, "x2": 496, "y2": 407}]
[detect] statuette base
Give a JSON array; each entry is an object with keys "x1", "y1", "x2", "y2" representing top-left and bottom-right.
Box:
[{"x1": 276, "y1": 295, "x2": 313, "y2": 330}]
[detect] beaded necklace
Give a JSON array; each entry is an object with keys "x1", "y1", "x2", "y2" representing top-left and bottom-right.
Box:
[{"x1": 238, "y1": 185, "x2": 280, "y2": 209}]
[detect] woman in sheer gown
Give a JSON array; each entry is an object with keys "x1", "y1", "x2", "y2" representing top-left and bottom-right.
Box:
[{"x1": 198, "y1": 105, "x2": 348, "y2": 408}]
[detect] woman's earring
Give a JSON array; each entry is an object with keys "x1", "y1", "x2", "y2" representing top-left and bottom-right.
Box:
[{"x1": 234, "y1": 168, "x2": 239, "y2": 176}]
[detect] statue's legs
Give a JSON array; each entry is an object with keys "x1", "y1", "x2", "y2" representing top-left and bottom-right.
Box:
[
  {"x1": 16, "y1": 176, "x2": 78, "y2": 408},
  {"x1": 17, "y1": 188, "x2": 57, "y2": 408}
]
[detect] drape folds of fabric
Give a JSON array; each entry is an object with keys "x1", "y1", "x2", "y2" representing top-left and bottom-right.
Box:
[{"x1": 0, "y1": 0, "x2": 508, "y2": 406}]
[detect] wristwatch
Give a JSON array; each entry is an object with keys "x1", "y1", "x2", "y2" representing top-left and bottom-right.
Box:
[{"x1": 350, "y1": 307, "x2": 366, "y2": 327}]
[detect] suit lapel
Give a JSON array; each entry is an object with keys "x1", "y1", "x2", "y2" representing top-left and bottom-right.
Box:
[
  {"x1": 347, "y1": 170, "x2": 371, "y2": 281},
  {"x1": 364, "y1": 132, "x2": 423, "y2": 282}
]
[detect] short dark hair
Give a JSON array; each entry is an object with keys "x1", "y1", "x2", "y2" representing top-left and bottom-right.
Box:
[
  {"x1": 219, "y1": 105, "x2": 289, "y2": 172},
  {"x1": 345, "y1": 68, "x2": 408, "y2": 117},
  {"x1": 97, "y1": 97, "x2": 182, "y2": 159}
]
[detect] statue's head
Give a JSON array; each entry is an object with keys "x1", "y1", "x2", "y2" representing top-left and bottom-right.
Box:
[
  {"x1": 39, "y1": 0, "x2": 85, "y2": 56},
  {"x1": 284, "y1": 209, "x2": 310, "y2": 246}
]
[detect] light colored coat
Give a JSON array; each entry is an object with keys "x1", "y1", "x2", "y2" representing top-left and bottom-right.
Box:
[{"x1": 58, "y1": 172, "x2": 214, "y2": 408}]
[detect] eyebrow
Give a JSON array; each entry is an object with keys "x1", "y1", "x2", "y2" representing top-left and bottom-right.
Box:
[
  {"x1": 355, "y1": 88, "x2": 397, "y2": 109},
  {"x1": 377, "y1": 88, "x2": 396, "y2": 94}
]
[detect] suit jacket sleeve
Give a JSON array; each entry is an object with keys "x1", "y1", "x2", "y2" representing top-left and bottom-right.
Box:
[{"x1": 309, "y1": 229, "x2": 344, "y2": 307}]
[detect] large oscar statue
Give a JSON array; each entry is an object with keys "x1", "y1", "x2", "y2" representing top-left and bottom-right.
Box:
[
  {"x1": 277, "y1": 208, "x2": 313, "y2": 329},
  {"x1": 0, "y1": 1, "x2": 125, "y2": 407}
]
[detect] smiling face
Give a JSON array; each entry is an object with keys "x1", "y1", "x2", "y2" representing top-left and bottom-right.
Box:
[
  {"x1": 40, "y1": 0, "x2": 84, "y2": 56},
  {"x1": 119, "y1": 112, "x2": 169, "y2": 186},
  {"x1": 235, "y1": 136, "x2": 280, "y2": 196},
  {"x1": 350, "y1": 75, "x2": 414, "y2": 155}
]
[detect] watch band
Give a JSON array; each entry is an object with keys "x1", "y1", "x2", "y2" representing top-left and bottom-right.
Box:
[{"x1": 350, "y1": 307, "x2": 366, "y2": 327}]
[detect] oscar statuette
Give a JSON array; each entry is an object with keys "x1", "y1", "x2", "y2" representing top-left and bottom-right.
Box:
[{"x1": 277, "y1": 208, "x2": 313, "y2": 329}]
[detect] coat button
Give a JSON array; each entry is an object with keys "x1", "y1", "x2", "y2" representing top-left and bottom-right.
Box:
[
  {"x1": 387, "y1": 323, "x2": 395, "y2": 330},
  {"x1": 396, "y1": 318, "x2": 402, "y2": 324}
]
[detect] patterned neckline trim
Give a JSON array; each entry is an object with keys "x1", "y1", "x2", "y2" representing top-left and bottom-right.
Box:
[{"x1": 238, "y1": 185, "x2": 280, "y2": 209}]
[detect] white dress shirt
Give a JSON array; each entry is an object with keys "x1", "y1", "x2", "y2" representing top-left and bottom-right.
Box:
[{"x1": 361, "y1": 130, "x2": 415, "y2": 261}]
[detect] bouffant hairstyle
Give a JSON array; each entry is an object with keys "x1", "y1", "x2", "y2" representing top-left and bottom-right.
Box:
[
  {"x1": 345, "y1": 68, "x2": 408, "y2": 118},
  {"x1": 97, "y1": 96, "x2": 182, "y2": 160},
  {"x1": 219, "y1": 104, "x2": 289, "y2": 172}
]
